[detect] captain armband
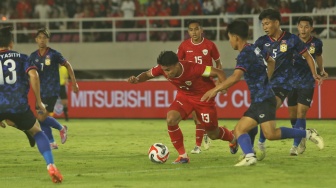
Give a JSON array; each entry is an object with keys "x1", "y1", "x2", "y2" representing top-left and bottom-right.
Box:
[{"x1": 202, "y1": 66, "x2": 212, "y2": 77}]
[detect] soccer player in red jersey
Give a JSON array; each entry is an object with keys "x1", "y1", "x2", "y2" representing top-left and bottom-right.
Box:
[
  {"x1": 127, "y1": 51, "x2": 238, "y2": 164},
  {"x1": 177, "y1": 19, "x2": 223, "y2": 154}
]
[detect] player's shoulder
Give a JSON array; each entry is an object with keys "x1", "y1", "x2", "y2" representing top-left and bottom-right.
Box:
[
  {"x1": 312, "y1": 36, "x2": 323, "y2": 44},
  {"x1": 255, "y1": 35, "x2": 269, "y2": 43}
]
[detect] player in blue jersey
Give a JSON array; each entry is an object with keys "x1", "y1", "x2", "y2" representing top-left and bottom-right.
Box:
[
  {"x1": 248, "y1": 9, "x2": 323, "y2": 160},
  {"x1": 201, "y1": 19, "x2": 324, "y2": 166},
  {"x1": 287, "y1": 16, "x2": 329, "y2": 156},
  {"x1": 0, "y1": 26, "x2": 63, "y2": 183},
  {"x1": 28, "y1": 28, "x2": 79, "y2": 149}
]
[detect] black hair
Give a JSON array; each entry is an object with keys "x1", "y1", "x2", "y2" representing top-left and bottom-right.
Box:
[
  {"x1": 0, "y1": 26, "x2": 14, "y2": 47},
  {"x1": 226, "y1": 19, "x2": 249, "y2": 40},
  {"x1": 36, "y1": 27, "x2": 50, "y2": 38},
  {"x1": 258, "y1": 9, "x2": 281, "y2": 23},
  {"x1": 187, "y1": 19, "x2": 202, "y2": 27},
  {"x1": 297, "y1": 16, "x2": 313, "y2": 26},
  {"x1": 157, "y1": 51, "x2": 179, "y2": 66}
]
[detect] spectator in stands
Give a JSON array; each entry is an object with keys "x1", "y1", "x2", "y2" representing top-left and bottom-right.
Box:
[
  {"x1": 34, "y1": 0, "x2": 52, "y2": 19},
  {"x1": 110, "y1": 0, "x2": 121, "y2": 14},
  {"x1": 224, "y1": 0, "x2": 240, "y2": 23},
  {"x1": 237, "y1": 0, "x2": 253, "y2": 15},
  {"x1": 16, "y1": 0, "x2": 32, "y2": 19},
  {"x1": 120, "y1": 0, "x2": 136, "y2": 28},
  {"x1": 213, "y1": 0, "x2": 224, "y2": 14},
  {"x1": 250, "y1": 0, "x2": 263, "y2": 14},
  {"x1": 169, "y1": 0, "x2": 179, "y2": 16},
  {"x1": 319, "y1": 16, "x2": 336, "y2": 38},
  {"x1": 312, "y1": 0, "x2": 327, "y2": 34},
  {"x1": 279, "y1": 0, "x2": 291, "y2": 25},
  {"x1": 65, "y1": 0, "x2": 78, "y2": 18},
  {"x1": 202, "y1": 0, "x2": 216, "y2": 15}
]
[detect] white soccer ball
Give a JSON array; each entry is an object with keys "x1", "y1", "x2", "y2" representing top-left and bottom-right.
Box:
[{"x1": 148, "y1": 143, "x2": 169, "y2": 164}]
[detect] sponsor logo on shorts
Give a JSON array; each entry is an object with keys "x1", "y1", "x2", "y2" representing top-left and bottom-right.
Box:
[{"x1": 259, "y1": 114, "x2": 265, "y2": 118}]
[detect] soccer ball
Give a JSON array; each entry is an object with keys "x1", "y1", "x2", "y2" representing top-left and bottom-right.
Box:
[{"x1": 148, "y1": 143, "x2": 169, "y2": 164}]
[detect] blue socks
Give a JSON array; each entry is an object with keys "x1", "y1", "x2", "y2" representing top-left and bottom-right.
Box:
[
  {"x1": 248, "y1": 126, "x2": 258, "y2": 147},
  {"x1": 44, "y1": 116, "x2": 63, "y2": 130},
  {"x1": 280, "y1": 127, "x2": 306, "y2": 139},
  {"x1": 34, "y1": 131, "x2": 54, "y2": 165},
  {"x1": 259, "y1": 126, "x2": 266, "y2": 143},
  {"x1": 40, "y1": 122, "x2": 54, "y2": 143},
  {"x1": 238, "y1": 133, "x2": 254, "y2": 155},
  {"x1": 293, "y1": 118, "x2": 306, "y2": 147}
]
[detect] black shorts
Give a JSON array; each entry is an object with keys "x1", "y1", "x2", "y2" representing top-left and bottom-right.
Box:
[
  {"x1": 60, "y1": 85, "x2": 67, "y2": 99},
  {"x1": 243, "y1": 97, "x2": 277, "y2": 124},
  {"x1": 272, "y1": 87, "x2": 291, "y2": 103},
  {"x1": 0, "y1": 109, "x2": 36, "y2": 131},
  {"x1": 287, "y1": 88, "x2": 314, "y2": 107},
  {"x1": 37, "y1": 96, "x2": 58, "y2": 112}
]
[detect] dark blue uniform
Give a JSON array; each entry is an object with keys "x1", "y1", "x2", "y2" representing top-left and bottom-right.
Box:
[
  {"x1": 29, "y1": 48, "x2": 66, "y2": 112},
  {"x1": 291, "y1": 36, "x2": 322, "y2": 89},
  {"x1": 236, "y1": 44, "x2": 276, "y2": 123},
  {"x1": 254, "y1": 31, "x2": 307, "y2": 100},
  {"x1": 29, "y1": 47, "x2": 66, "y2": 99},
  {"x1": 0, "y1": 50, "x2": 36, "y2": 113}
]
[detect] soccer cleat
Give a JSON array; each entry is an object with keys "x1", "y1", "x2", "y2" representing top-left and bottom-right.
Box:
[
  {"x1": 234, "y1": 156, "x2": 257, "y2": 167},
  {"x1": 290, "y1": 146, "x2": 298, "y2": 156},
  {"x1": 60, "y1": 125, "x2": 68, "y2": 144},
  {"x1": 298, "y1": 139, "x2": 306, "y2": 154},
  {"x1": 256, "y1": 142, "x2": 266, "y2": 161},
  {"x1": 307, "y1": 129, "x2": 324, "y2": 149},
  {"x1": 229, "y1": 141, "x2": 239, "y2": 154},
  {"x1": 191, "y1": 146, "x2": 201, "y2": 154},
  {"x1": 172, "y1": 156, "x2": 190, "y2": 164},
  {"x1": 24, "y1": 131, "x2": 35, "y2": 147},
  {"x1": 47, "y1": 164, "x2": 63, "y2": 183},
  {"x1": 50, "y1": 142, "x2": 59, "y2": 150},
  {"x1": 203, "y1": 134, "x2": 211, "y2": 150}
]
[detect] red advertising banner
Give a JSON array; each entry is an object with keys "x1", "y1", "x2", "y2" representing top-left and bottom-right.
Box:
[{"x1": 29, "y1": 79, "x2": 336, "y2": 119}]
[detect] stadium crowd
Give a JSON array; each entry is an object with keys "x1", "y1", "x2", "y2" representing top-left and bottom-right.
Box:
[{"x1": 1, "y1": 0, "x2": 336, "y2": 42}]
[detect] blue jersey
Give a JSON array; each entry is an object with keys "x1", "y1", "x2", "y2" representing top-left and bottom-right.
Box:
[
  {"x1": 29, "y1": 47, "x2": 66, "y2": 98},
  {"x1": 254, "y1": 31, "x2": 307, "y2": 91},
  {"x1": 292, "y1": 36, "x2": 322, "y2": 89},
  {"x1": 235, "y1": 44, "x2": 275, "y2": 103},
  {"x1": 0, "y1": 50, "x2": 37, "y2": 113}
]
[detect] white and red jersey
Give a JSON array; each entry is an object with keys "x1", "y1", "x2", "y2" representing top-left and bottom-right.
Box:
[
  {"x1": 177, "y1": 38, "x2": 220, "y2": 66},
  {"x1": 150, "y1": 61, "x2": 215, "y2": 102}
]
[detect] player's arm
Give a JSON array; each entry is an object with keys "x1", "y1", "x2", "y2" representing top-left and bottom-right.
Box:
[
  {"x1": 201, "y1": 69, "x2": 243, "y2": 102},
  {"x1": 315, "y1": 55, "x2": 328, "y2": 79},
  {"x1": 128, "y1": 70, "x2": 154, "y2": 84},
  {"x1": 266, "y1": 56, "x2": 275, "y2": 80},
  {"x1": 63, "y1": 61, "x2": 79, "y2": 93},
  {"x1": 203, "y1": 66, "x2": 226, "y2": 83},
  {"x1": 214, "y1": 59, "x2": 223, "y2": 70},
  {"x1": 301, "y1": 51, "x2": 322, "y2": 84},
  {"x1": 28, "y1": 69, "x2": 46, "y2": 114}
]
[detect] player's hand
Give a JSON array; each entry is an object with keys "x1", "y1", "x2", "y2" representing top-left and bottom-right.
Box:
[
  {"x1": 313, "y1": 74, "x2": 323, "y2": 85},
  {"x1": 320, "y1": 70, "x2": 329, "y2": 79},
  {"x1": 201, "y1": 88, "x2": 218, "y2": 102},
  {"x1": 36, "y1": 102, "x2": 47, "y2": 115},
  {"x1": 72, "y1": 83, "x2": 79, "y2": 93},
  {"x1": 127, "y1": 76, "x2": 139, "y2": 84}
]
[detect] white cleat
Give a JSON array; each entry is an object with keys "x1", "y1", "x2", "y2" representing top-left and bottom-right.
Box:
[
  {"x1": 298, "y1": 139, "x2": 306, "y2": 154},
  {"x1": 256, "y1": 142, "x2": 266, "y2": 161},
  {"x1": 203, "y1": 134, "x2": 211, "y2": 150},
  {"x1": 191, "y1": 146, "x2": 201, "y2": 154},
  {"x1": 307, "y1": 129, "x2": 324, "y2": 150},
  {"x1": 234, "y1": 156, "x2": 257, "y2": 167},
  {"x1": 290, "y1": 146, "x2": 298, "y2": 156}
]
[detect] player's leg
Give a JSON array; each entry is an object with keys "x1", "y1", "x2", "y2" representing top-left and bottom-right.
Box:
[
  {"x1": 4, "y1": 119, "x2": 36, "y2": 147},
  {"x1": 287, "y1": 89, "x2": 299, "y2": 155},
  {"x1": 11, "y1": 110, "x2": 63, "y2": 183},
  {"x1": 195, "y1": 105, "x2": 237, "y2": 154},
  {"x1": 294, "y1": 88, "x2": 314, "y2": 154},
  {"x1": 190, "y1": 111, "x2": 205, "y2": 154},
  {"x1": 234, "y1": 117, "x2": 258, "y2": 166},
  {"x1": 167, "y1": 96, "x2": 192, "y2": 164},
  {"x1": 60, "y1": 85, "x2": 69, "y2": 121}
]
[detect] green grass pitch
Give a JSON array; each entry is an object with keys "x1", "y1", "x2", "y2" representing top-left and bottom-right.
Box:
[{"x1": 0, "y1": 119, "x2": 335, "y2": 188}]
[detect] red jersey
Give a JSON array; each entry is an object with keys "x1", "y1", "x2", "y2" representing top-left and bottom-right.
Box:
[
  {"x1": 177, "y1": 38, "x2": 220, "y2": 66},
  {"x1": 151, "y1": 61, "x2": 215, "y2": 101}
]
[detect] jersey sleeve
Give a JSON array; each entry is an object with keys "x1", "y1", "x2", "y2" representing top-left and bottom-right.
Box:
[
  {"x1": 54, "y1": 50, "x2": 67, "y2": 65},
  {"x1": 210, "y1": 42, "x2": 220, "y2": 61},
  {"x1": 23, "y1": 54, "x2": 37, "y2": 73},
  {"x1": 235, "y1": 52, "x2": 249, "y2": 72},
  {"x1": 254, "y1": 37, "x2": 264, "y2": 50},
  {"x1": 150, "y1": 65, "x2": 163, "y2": 77},
  {"x1": 177, "y1": 43, "x2": 185, "y2": 60},
  {"x1": 315, "y1": 39, "x2": 323, "y2": 56},
  {"x1": 293, "y1": 35, "x2": 308, "y2": 55}
]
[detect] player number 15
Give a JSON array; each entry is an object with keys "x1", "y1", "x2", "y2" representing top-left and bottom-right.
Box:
[{"x1": 194, "y1": 56, "x2": 203, "y2": 64}]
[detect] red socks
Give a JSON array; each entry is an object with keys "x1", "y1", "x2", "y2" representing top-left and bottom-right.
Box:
[
  {"x1": 218, "y1": 126, "x2": 234, "y2": 142},
  {"x1": 168, "y1": 125, "x2": 185, "y2": 155},
  {"x1": 195, "y1": 124, "x2": 205, "y2": 147}
]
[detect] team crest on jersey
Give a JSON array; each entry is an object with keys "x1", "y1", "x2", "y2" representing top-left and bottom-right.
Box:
[
  {"x1": 202, "y1": 49, "x2": 208, "y2": 55},
  {"x1": 185, "y1": 81, "x2": 192, "y2": 86},
  {"x1": 45, "y1": 55, "x2": 51, "y2": 66},
  {"x1": 309, "y1": 43, "x2": 315, "y2": 54},
  {"x1": 280, "y1": 40, "x2": 287, "y2": 52}
]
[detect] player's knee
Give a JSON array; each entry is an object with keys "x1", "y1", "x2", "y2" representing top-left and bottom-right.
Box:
[
  {"x1": 263, "y1": 131, "x2": 277, "y2": 140},
  {"x1": 166, "y1": 116, "x2": 179, "y2": 126}
]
